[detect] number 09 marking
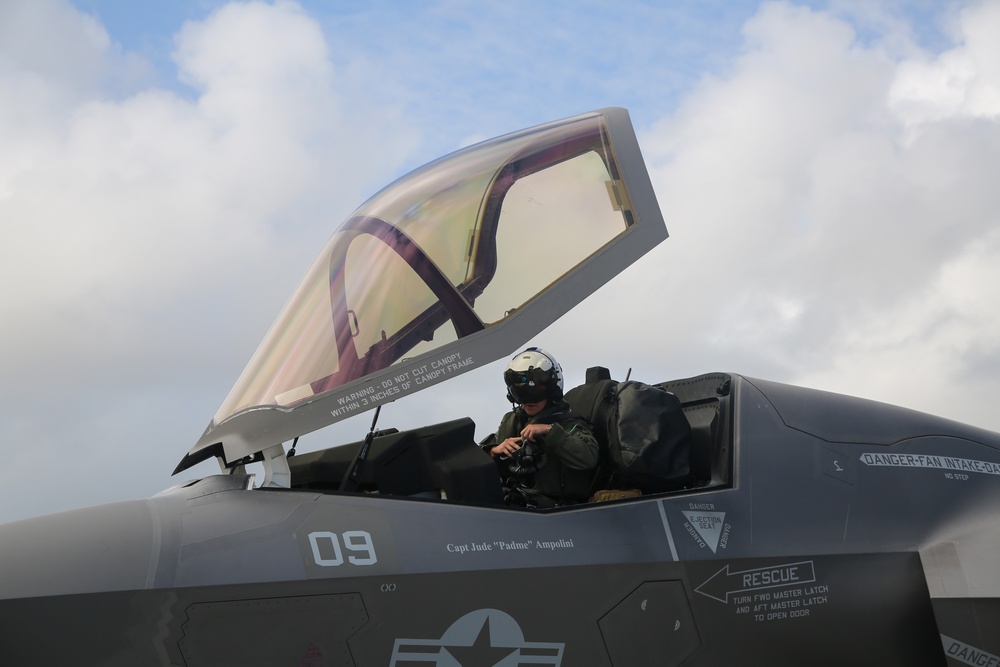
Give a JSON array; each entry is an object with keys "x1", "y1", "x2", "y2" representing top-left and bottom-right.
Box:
[{"x1": 309, "y1": 531, "x2": 378, "y2": 566}]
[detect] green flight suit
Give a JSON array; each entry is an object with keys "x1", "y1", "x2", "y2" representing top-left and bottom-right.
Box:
[{"x1": 489, "y1": 400, "x2": 600, "y2": 507}]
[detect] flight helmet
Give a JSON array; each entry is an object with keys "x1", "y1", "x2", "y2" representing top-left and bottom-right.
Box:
[{"x1": 503, "y1": 347, "x2": 564, "y2": 404}]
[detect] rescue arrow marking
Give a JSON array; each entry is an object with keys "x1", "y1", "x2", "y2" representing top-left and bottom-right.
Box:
[{"x1": 695, "y1": 560, "x2": 816, "y2": 603}]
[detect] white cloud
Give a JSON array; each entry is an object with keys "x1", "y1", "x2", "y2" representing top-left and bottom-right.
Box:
[
  {"x1": 0, "y1": 1, "x2": 417, "y2": 392},
  {"x1": 807, "y1": 228, "x2": 1000, "y2": 424},
  {"x1": 0, "y1": 0, "x2": 418, "y2": 521},
  {"x1": 0, "y1": 0, "x2": 110, "y2": 95},
  {"x1": 559, "y1": 1, "x2": 1000, "y2": 432},
  {"x1": 888, "y1": 1, "x2": 1000, "y2": 128}
]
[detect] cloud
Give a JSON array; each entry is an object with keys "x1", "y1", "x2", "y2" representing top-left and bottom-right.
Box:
[
  {"x1": 0, "y1": 0, "x2": 110, "y2": 95},
  {"x1": 888, "y1": 1, "x2": 1000, "y2": 128},
  {"x1": 0, "y1": 0, "x2": 417, "y2": 521},
  {"x1": 1, "y1": 1, "x2": 417, "y2": 386},
  {"x1": 605, "y1": 0, "x2": 1000, "y2": 429}
]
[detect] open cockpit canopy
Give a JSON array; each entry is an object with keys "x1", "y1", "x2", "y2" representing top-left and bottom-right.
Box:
[{"x1": 178, "y1": 108, "x2": 667, "y2": 474}]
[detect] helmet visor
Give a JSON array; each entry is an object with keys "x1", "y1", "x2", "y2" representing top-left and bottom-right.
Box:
[{"x1": 504, "y1": 368, "x2": 551, "y2": 404}]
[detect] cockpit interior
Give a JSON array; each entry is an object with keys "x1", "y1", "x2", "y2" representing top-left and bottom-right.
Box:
[{"x1": 284, "y1": 371, "x2": 733, "y2": 509}]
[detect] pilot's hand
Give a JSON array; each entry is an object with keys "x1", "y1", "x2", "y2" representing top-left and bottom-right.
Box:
[
  {"x1": 520, "y1": 423, "x2": 552, "y2": 441},
  {"x1": 491, "y1": 437, "x2": 523, "y2": 458}
]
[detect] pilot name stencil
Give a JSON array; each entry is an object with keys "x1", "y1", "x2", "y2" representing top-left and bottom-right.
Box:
[
  {"x1": 446, "y1": 538, "x2": 575, "y2": 555},
  {"x1": 330, "y1": 353, "x2": 476, "y2": 418},
  {"x1": 696, "y1": 561, "x2": 830, "y2": 623}
]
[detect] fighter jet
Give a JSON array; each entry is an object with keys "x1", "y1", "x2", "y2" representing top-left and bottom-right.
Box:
[{"x1": 2, "y1": 108, "x2": 998, "y2": 666}]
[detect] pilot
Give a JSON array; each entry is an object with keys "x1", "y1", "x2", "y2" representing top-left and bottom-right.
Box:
[{"x1": 485, "y1": 347, "x2": 599, "y2": 508}]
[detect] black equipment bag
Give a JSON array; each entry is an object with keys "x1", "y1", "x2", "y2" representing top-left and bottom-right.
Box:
[
  {"x1": 565, "y1": 368, "x2": 692, "y2": 493},
  {"x1": 609, "y1": 381, "x2": 691, "y2": 492}
]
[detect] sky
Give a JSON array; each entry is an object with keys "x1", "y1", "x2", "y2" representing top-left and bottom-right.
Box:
[{"x1": 1, "y1": 0, "x2": 998, "y2": 524}]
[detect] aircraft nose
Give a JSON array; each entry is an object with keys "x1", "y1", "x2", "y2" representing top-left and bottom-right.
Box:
[{"x1": 0, "y1": 500, "x2": 155, "y2": 600}]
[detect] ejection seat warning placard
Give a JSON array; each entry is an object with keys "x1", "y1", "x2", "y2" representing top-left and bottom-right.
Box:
[
  {"x1": 682, "y1": 503, "x2": 731, "y2": 553},
  {"x1": 330, "y1": 352, "x2": 475, "y2": 418},
  {"x1": 695, "y1": 560, "x2": 830, "y2": 623}
]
